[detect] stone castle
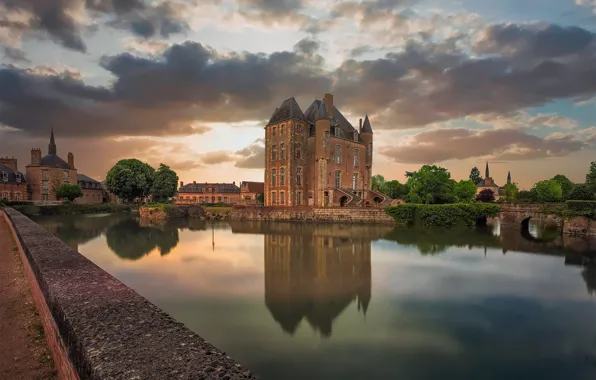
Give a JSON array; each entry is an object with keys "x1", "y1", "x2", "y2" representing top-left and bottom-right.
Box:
[{"x1": 264, "y1": 93, "x2": 391, "y2": 208}]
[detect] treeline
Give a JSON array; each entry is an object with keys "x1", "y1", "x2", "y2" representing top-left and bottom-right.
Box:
[{"x1": 373, "y1": 161, "x2": 596, "y2": 204}]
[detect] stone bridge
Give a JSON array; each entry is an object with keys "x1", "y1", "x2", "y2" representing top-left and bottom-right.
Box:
[{"x1": 497, "y1": 203, "x2": 563, "y2": 228}]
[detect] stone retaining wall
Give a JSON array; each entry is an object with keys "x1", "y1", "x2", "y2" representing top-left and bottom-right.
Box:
[
  {"x1": 2, "y1": 207, "x2": 258, "y2": 380},
  {"x1": 229, "y1": 206, "x2": 396, "y2": 224},
  {"x1": 139, "y1": 204, "x2": 205, "y2": 220},
  {"x1": 563, "y1": 216, "x2": 596, "y2": 236}
]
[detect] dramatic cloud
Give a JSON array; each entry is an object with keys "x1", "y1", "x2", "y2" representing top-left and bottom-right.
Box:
[
  {"x1": 470, "y1": 112, "x2": 578, "y2": 130},
  {"x1": 193, "y1": 139, "x2": 265, "y2": 169},
  {"x1": 379, "y1": 128, "x2": 587, "y2": 164},
  {"x1": 0, "y1": 39, "x2": 329, "y2": 138},
  {"x1": 234, "y1": 0, "x2": 313, "y2": 28}
]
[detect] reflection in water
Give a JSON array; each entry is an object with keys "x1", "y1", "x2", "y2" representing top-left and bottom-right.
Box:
[{"x1": 33, "y1": 214, "x2": 596, "y2": 380}]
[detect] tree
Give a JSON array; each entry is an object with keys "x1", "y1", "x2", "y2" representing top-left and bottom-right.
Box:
[
  {"x1": 105, "y1": 159, "x2": 155, "y2": 203},
  {"x1": 151, "y1": 164, "x2": 178, "y2": 202},
  {"x1": 454, "y1": 180, "x2": 477, "y2": 203},
  {"x1": 587, "y1": 161, "x2": 596, "y2": 192},
  {"x1": 533, "y1": 180, "x2": 563, "y2": 202},
  {"x1": 382, "y1": 180, "x2": 409, "y2": 199},
  {"x1": 469, "y1": 167, "x2": 483, "y2": 185},
  {"x1": 502, "y1": 182, "x2": 519, "y2": 203},
  {"x1": 406, "y1": 165, "x2": 456, "y2": 204},
  {"x1": 256, "y1": 193, "x2": 264, "y2": 204},
  {"x1": 475, "y1": 188, "x2": 495, "y2": 203},
  {"x1": 371, "y1": 175, "x2": 386, "y2": 192},
  {"x1": 517, "y1": 190, "x2": 535, "y2": 203},
  {"x1": 567, "y1": 184, "x2": 596, "y2": 201},
  {"x1": 551, "y1": 174, "x2": 574, "y2": 200},
  {"x1": 56, "y1": 183, "x2": 83, "y2": 202}
]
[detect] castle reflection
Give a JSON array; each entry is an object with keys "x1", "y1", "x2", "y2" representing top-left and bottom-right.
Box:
[{"x1": 230, "y1": 222, "x2": 393, "y2": 338}]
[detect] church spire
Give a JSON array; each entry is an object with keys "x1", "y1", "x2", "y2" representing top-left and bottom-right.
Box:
[
  {"x1": 507, "y1": 171, "x2": 511, "y2": 184},
  {"x1": 485, "y1": 161, "x2": 490, "y2": 178},
  {"x1": 49, "y1": 128, "x2": 56, "y2": 155}
]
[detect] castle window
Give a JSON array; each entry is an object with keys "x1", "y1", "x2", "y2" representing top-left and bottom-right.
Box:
[
  {"x1": 272, "y1": 145, "x2": 277, "y2": 160},
  {"x1": 271, "y1": 168, "x2": 277, "y2": 186},
  {"x1": 272, "y1": 127, "x2": 277, "y2": 136},
  {"x1": 63, "y1": 170, "x2": 69, "y2": 182},
  {"x1": 324, "y1": 131, "x2": 329, "y2": 147},
  {"x1": 42, "y1": 180, "x2": 48, "y2": 191},
  {"x1": 353, "y1": 132, "x2": 358, "y2": 141},
  {"x1": 335, "y1": 145, "x2": 341, "y2": 164},
  {"x1": 280, "y1": 143, "x2": 285, "y2": 159},
  {"x1": 1, "y1": 171, "x2": 6, "y2": 182},
  {"x1": 295, "y1": 124, "x2": 302, "y2": 134},
  {"x1": 15, "y1": 192, "x2": 21, "y2": 201},
  {"x1": 281, "y1": 124, "x2": 286, "y2": 135},
  {"x1": 296, "y1": 191, "x2": 302, "y2": 206},
  {"x1": 367, "y1": 143, "x2": 372, "y2": 158},
  {"x1": 280, "y1": 167, "x2": 286, "y2": 186},
  {"x1": 271, "y1": 191, "x2": 277, "y2": 205},
  {"x1": 1, "y1": 191, "x2": 8, "y2": 200},
  {"x1": 335, "y1": 170, "x2": 341, "y2": 189},
  {"x1": 218, "y1": 196, "x2": 222, "y2": 202},
  {"x1": 280, "y1": 191, "x2": 285, "y2": 205},
  {"x1": 16, "y1": 173, "x2": 21, "y2": 183},
  {"x1": 353, "y1": 173, "x2": 359, "y2": 190},
  {"x1": 296, "y1": 167, "x2": 302, "y2": 186},
  {"x1": 354, "y1": 149, "x2": 359, "y2": 168},
  {"x1": 295, "y1": 143, "x2": 301, "y2": 159}
]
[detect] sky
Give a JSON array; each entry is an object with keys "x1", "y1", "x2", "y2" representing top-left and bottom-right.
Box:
[{"x1": 0, "y1": 0, "x2": 595, "y2": 189}]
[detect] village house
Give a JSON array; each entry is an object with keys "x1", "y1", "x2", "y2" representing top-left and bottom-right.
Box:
[
  {"x1": 176, "y1": 181, "x2": 241, "y2": 204},
  {"x1": 264, "y1": 93, "x2": 392, "y2": 208},
  {"x1": 476, "y1": 162, "x2": 510, "y2": 200},
  {"x1": 240, "y1": 181, "x2": 264, "y2": 205},
  {"x1": 0, "y1": 157, "x2": 28, "y2": 201},
  {"x1": 76, "y1": 174, "x2": 105, "y2": 204}
]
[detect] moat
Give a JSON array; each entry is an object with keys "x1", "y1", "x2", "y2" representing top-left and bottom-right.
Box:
[{"x1": 33, "y1": 214, "x2": 596, "y2": 380}]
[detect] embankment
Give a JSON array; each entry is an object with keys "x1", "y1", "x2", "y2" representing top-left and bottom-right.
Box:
[
  {"x1": 1, "y1": 207, "x2": 258, "y2": 380},
  {"x1": 229, "y1": 206, "x2": 396, "y2": 224}
]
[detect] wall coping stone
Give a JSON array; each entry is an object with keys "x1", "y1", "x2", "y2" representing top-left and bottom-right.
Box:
[{"x1": 3, "y1": 207, "x2": 258, "y2": 380}]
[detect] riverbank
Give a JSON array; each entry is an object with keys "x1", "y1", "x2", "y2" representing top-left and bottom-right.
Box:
[
  {"x1": 0, "y1": 216, "x2": 56, "y2": 380},
  {"x1": 7, "y1": 203, "x2": 133, "y2": 217}
]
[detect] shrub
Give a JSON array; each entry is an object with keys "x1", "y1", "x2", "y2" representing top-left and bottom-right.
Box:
[
  {"x1": 567, "y1": 184, "x2": 595, "y2": 201},
  {"x1": 566, "y1": 200, "x2": 596, "y2": 213},
  {"x1": 385, "y1": 203, "x2": 501, "y2": 228}
]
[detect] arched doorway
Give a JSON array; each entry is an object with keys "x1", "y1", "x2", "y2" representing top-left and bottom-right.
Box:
[
  {"x1": 324, "y1": 191, "x2": 329, "y2": 207},
  {"x1": 339, "y1": 196, "x2": 348, "y2": 207},
  {"x1": 373, "y1": 196, "x2": 383, "y2": 205}
]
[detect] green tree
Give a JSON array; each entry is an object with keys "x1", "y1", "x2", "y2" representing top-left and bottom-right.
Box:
[
  {"x1": 371, "y1": 175, "x2": 386, "y2": 192},
  {"x1": 406, "y1": 165, "x2": 456, "y2": 204},
  {"x1": 256, "y1": 193, "x2": 264, "y2": 204},
  {"x1": 533, "y1": 180, "x2": 563, "y2": 202},
  {"x1": 567, "y1": 184, "x2": 596, "y2": 201},
  {"x1": 56, "y1": 183, "x2": 83, "y2": 202},
  {"x1": 517, "y1": 190, "x2": 535, "y2": 203},
  {"x1": 502, "y1": 182, "x2": 519, "y2": 203},
  {"x1": 475, "y1": 188, "x2": 495, "y2": 203},
  {"x1": 454, "y1": 180, "x2": 477, "y2": 203},
  {"x1": 105, "y1": 159, "x2": 155, "y2": 203},
  {"x1": 151, "y1": 164, "x2": 179, "y2": 202},
  {"x1": 587, "y1": 161, "x2": 596, "y2": 192},
  {"x1": 381, "y1": 180, "x2": 409, "y2": 199},
  {"x1": 469, "y1": 167, "x2": 483, "y2": 185},
  {"x1": 551, "y1": 174, "x2": 574, "y2": 200}
]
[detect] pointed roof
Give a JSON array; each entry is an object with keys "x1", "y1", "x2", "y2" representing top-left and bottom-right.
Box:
[
  {"x1": 315, "y1": 99, "x2": 329, "y2": 121},
  {"x1": 267, "y1": 97, "x2": 306, "y2": 125},
  {"x1": 485, "y1": 161, "x2": 490, "y2": 178},
  {"x1": 507, "y1": 171, "x2": 511, "y2": 184},
  {"x1": 361, "y1": 114, "x2": 373, "y2": 133},
  {"x1": 49, "y1": 127, "x2": 57, "y2": 155}
]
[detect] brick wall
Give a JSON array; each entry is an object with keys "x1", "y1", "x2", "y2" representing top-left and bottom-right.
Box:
[
  {"x1": 563, "y1": 216, "x2": 596, "y2": 236},
  {"x1": 230, "y1": 206, "x2": 395, "y2": 224},
  {"x1": 0, "y1": 182, "x2": 28, "y2": 201}
]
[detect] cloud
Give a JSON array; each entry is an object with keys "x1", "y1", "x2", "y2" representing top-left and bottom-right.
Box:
[
  {"x1": 469, "y1": 112, "x2": 578, "y2": 130},
  {"x1": 192, "y1": 139, "x2": 265, "y2": 169},
  {"x1": 0, "y1": 38, "x2": 328, "y2": 138},
  {"x1": 379, "y1": 128, "x2": 587, "y2": 164}
]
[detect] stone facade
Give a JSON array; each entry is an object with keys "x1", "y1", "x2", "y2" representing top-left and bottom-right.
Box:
[
  {"x1": 264, "y1": 93, "x2": 390, "y2": 209},
  {"x1": 0, "y1": 157, "x2": 28, "y2": 201},
  {"x1": 563, "y1": 216, "x2": 596, "y2": 236},
  {"x1": 75, "y1": 174, "x2": 105, "y2": 204},
  {"x1": 175, "y1": 181, "x2": 241, "y2": 204}
]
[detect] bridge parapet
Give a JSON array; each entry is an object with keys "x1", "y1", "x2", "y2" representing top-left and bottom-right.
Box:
[{"x1": 498, "y1": 203, "x2": 564, "y2": 227}]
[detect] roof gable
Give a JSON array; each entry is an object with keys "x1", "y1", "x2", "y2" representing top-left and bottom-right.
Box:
[{"x1": 268, "y1": 97, "x2": 306, "y2": 125}]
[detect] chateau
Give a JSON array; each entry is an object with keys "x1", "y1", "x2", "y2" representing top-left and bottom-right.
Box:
[{"x1": 264, "y1": 93, "x2": 390, "y2": 208}]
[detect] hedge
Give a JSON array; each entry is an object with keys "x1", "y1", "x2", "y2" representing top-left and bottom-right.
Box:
[
  {"x1": 566, "y1": 200, "x2": 596, "y2": 212},
  {"x1": 385, "y1": 203, "x2": 501, "y2": 228},
  {"x1": 9, "y1": 203, "x2": 132, "y2": 217}
]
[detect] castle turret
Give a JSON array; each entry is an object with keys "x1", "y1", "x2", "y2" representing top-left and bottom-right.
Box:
[
  {"x1": 361, "y1": 114, "x2": 373, "y2": 190},
  {"x1": 314, "y1": 98, "x2": 331, "y2": 207},
  {"x1": 485, "y1": 161, "x2": 490, "y2": 178},
  {"x1": 507, "y1": 171, "x2": 511, "y2": 184},
  {"x1": 49, "y1": 128, "x2": 56, "y2": 155}
]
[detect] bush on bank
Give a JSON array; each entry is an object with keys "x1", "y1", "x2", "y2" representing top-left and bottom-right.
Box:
[
  {"x1": 385, "y1": 203, "x2": 501, "y2": 228},
  {"x1": 9, "y1": 203, "x2": 131, "y2": 217}
]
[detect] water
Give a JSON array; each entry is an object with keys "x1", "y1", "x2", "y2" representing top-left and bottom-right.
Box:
[{"x1": 33, "y1": 214, "x2": 596, "y2": 380}]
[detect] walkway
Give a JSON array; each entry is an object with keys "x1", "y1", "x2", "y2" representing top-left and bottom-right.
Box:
[{"x1": 0, "y1": 215, "x2": 56, "y2": 380}]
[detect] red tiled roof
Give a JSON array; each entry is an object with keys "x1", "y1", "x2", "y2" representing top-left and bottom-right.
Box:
[{"x1": 242, "y1": 181, "x2": 264, "y2": 193}]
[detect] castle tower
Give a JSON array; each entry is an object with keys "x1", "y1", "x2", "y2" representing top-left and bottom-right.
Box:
[
  {"x1": 361, "y1": 114, "x2": 373, "y2": 190},
  {"x1": 49, "y1": 128, "x2": 57, "y2": 155},
  {"x1": 314, "y1": 99, "x2": 331, "y2": 207}
]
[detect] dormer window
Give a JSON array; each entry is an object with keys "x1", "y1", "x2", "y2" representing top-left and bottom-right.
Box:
[
  {"x1": 1, "y1": 171, "x2": 7, "y2": 182},
  {"x1": 16, "y1": 173, "x2": 21, "y2": 183}
]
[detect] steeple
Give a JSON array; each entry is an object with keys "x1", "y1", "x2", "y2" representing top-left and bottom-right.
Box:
[
  {"x1": 485, "y1": 161, "x2": 489, "y2": 178},
  {"x1": 361, "y1": 114, "x2": 373, "y2": 133},
  {"x1": 49, "y1": 128, "x2": 56, "y2": 155},
  {"x1": 507, "y1": 171, "x2": 511, "y2": 184}
]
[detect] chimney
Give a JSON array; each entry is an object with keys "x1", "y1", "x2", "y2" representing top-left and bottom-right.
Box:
[
  {"x1": 233, "y1": 181, "x2": 235, "y2": 185},
  {"x1": 31, "y1": 149, "x2": 41, "y2": 165},
  {"x1": 323, "y1": 93, "x2": 334, "y2": 118},
  {"x1": 0, "y1": 156, "x2": 17, "y2": 171},
  {"x1": 194, "y1": 181, "x2": 197, "y2": 184},
  {"x1": 180, "y1": 181, "x2": 184, "y2": 187},
  {"x1": 359, "y1": 118, "x2": 363, "y2": 132},
  {"x1": 68, "y1": 152, "x2": 74, "y2": 169}
]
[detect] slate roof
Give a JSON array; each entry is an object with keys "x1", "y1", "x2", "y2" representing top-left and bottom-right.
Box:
[
  {"x1": 77, "y1": 174, "x2": 102, "y2": 189},
  {"x1": 0, "y1": 163, "x2": 27, "y2": 184},
  {"x1": 476, "y1": 178, "x2": 500, "y2": 188},
  {"x1": 179, "y1": 182, "x2": 241, "y2": 194},
  {"x1": 268, "y1": 97, "x2": 306, "y2": 125},
  {"x1": 304, "y1": 99, "x2": 358, "y2": 135},
  {"x1": 241, "y1": 181, "x2": 264, "y2": 194},
  {"x1": 362, "y1": 115, "x2": 373, "y2": 133},
  {"x1": 39, "y1": 154, "x2": 72, "y2": 169}
]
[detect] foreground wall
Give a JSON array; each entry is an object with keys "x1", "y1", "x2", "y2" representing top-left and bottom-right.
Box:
[
  {"x1": 229, "y1": 206, "x2": 396, "y2": 224},
  {"x1": 2, "y1": 207, "x2": 258, "y2": 380}
]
